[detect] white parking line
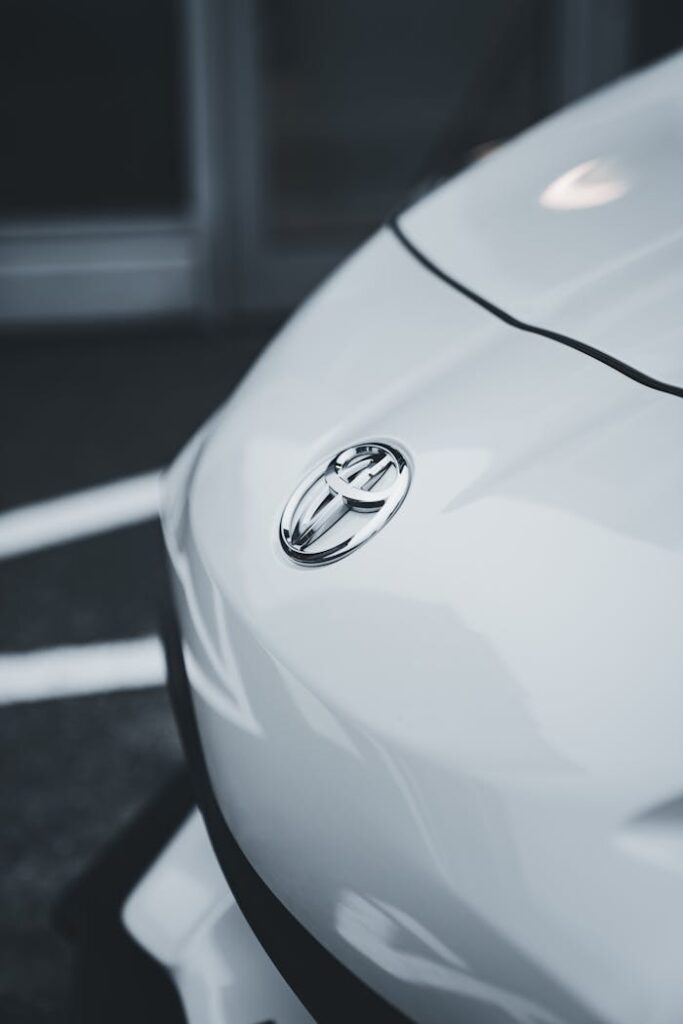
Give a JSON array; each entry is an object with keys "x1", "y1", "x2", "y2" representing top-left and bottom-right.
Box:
[
  {"x1": 0, "y1": 469, "x2": 163, "y2": 561},
  {"x1": 0, "y1": 635, "x2": 166, "y2": 706}
]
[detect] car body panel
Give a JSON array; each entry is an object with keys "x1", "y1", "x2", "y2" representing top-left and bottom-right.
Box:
[
  {"x1": 123, "y1": 810, "x2": 313, "y2": 1024},
  {"x1": 163, "y1": 221, "x2": 683, "y2": 1023},
  {"x1": 399, "y1": 52, "x2": 683, "y2": 390}
]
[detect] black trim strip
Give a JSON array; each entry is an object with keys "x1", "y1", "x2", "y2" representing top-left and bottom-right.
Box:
[
  {"x1": 390, "y1": 218, "x2": 683, "y2": 400},
  {"x1": 163, "y1": 608, "x2": 413, "y2": 1024}
]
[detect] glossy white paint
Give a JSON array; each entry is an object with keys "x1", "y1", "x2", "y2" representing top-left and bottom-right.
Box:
[
  {"x1": 400, "y1": 52, "x2": 683, "y2": 389},
  {"x1": 123, "y1": 810, "x2": 312, "y2": 1024},
  {"x1": 160, "y1": 59, "x2": 683, "y2": 1024}
]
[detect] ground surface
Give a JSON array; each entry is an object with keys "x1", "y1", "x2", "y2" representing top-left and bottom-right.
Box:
[{"x1": 0, "y1": 319, "x2": 272, "y2": 1021}]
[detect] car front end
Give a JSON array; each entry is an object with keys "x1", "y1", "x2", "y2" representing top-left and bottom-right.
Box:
[{"x1": 125, "y1": 54, "x2": 683, "y2": 1024}]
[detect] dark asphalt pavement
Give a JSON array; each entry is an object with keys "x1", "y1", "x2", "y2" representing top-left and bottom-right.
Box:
[{"x1": 0, "y1": 318, "x2": 273, "y2": 1020}]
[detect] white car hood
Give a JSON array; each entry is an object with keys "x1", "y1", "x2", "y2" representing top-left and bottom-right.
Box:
[{"x1": 398, "y1": 52, "x2": 683, "y2": 391}]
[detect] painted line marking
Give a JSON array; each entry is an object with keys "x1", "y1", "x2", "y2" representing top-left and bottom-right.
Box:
[
  {"x1": 0, "y1": 469, "x2": 163, "y2": 561},
  {"x1": 0, "y1": 635, "x2": 166, "y2": 705}
]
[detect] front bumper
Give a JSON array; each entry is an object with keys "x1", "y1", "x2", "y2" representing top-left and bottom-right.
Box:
[
  {"x1": 123, "y1": 806, "x2": 312, "y2": 1024},
  {"x1": 119, "y1": 613, "x2": 410, "y2": 1024}
]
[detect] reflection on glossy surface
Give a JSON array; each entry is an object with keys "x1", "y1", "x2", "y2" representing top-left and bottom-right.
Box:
[
  {"x1": 619, "y1": 793, "x2": 683, "y2": 875},
  {"x1": 400, "y1": 52, "x2": 683, "y2": 387},
  {"x1": 539, "y1": 159, "x2": 628, "y2": 210},
  {"x1": 164, "y1": 431, "x2": 262, "y2": 737},
  {"x1": 336, "y1": 892, "x2": 563, "y2": 1024}
]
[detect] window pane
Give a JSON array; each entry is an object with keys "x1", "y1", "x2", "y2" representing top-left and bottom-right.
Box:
[{"x1": 0, "y1": 0, "x2": 188, "y2": 219}]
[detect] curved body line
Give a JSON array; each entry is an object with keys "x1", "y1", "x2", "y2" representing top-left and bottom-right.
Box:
[{"x1": 391, "y1": 218, "x2": 683, "y2": 400}]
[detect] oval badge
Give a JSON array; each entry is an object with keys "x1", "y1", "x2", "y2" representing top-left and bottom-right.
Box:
[{"x1": 279, "y1": 442, "x2": 410, "y2": 566}]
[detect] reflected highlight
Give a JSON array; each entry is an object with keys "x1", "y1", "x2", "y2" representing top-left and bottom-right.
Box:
[{"x1": 540, "y1": 159, "x2": 628, "y2": 210}]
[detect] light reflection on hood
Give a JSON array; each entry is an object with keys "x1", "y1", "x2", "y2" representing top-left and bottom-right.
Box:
[{"x1": 540, "y1": 159, "x2": 629, "y2": 210}]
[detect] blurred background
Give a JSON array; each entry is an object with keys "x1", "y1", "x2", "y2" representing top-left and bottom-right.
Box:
[
  {"x1": 2, "y1": 0, "x2": 681, "y2": 329},
  {"x1": 1, "y1": 1, "x2": 683, "y2": 1021}
]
